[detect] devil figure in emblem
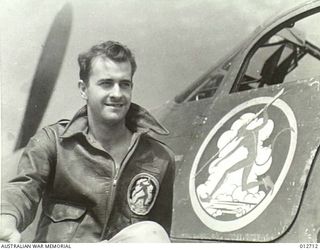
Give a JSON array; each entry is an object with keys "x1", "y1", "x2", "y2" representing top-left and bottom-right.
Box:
[{"x1": 128, "y1": 174, "x2": 159, "y2": 215}]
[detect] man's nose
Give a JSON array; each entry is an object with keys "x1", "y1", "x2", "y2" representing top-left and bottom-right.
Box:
[{"x1": 110, "y1": 83, "x2": 122, "y2": 98}]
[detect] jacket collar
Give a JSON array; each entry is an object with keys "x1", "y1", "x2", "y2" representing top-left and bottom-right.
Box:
[{"x1": 60, "y1": 103, "x2": 169, "y2": 138}]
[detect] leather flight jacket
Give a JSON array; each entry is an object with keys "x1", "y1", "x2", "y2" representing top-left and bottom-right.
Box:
[{"x1": 1, "y1": 103, "x2": 175, "y2": 242}]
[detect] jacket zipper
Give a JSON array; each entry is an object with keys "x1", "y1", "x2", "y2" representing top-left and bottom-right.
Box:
[{"x1": 99, "y1": 134, "x2": 141, "y2": 240}]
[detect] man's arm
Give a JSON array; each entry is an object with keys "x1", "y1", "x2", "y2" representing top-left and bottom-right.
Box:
[{"x1": 1, "y1": 128, "x2": 56, "y2": 239}]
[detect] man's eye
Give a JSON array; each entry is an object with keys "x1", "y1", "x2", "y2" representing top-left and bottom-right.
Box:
[
  {"x1": 120, "y1": 81, "x2": 132, "y2": 88},
  {"x1": 100, "y1": 80, "x2": 113, "y2": 86}
]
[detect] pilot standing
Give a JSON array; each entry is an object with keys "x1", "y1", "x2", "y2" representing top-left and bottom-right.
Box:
[{"x1": 0, "y1": 41, "x2": 175, "y2": 243}]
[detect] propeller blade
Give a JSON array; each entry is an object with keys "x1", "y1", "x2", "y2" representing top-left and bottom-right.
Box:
[{"x1": 15, "y1": 3, "x2": 73, "y2": 150}]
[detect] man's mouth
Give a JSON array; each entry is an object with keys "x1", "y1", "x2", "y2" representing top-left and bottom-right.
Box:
[{"x1": 105, "y1": 103, "x2": 124, "y2": 108}]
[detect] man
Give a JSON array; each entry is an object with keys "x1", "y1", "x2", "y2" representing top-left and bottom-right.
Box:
[{"x1": 0, "y1": 41, "x2": 175, "y2": 243}]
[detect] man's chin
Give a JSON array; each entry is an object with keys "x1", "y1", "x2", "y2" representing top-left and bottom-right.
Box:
[{"x1": 101, "y1": 114, "x2": 127, "y2": 126}]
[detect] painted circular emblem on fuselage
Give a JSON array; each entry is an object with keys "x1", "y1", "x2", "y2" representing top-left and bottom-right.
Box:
[
  {"x1": 189, "y1": 94, "x2": 297, "y2": 232},
  {"x1": 127, "y1": 173, "x2": 159, "y2": 215}
]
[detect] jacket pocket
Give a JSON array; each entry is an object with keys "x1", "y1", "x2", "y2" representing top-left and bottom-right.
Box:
[
  {"x1": 45, "y1": 203, "x2": 86, "y2": 222},
  {"x1": 37, "y1": 202, "x2": 87, "y2": 242}
]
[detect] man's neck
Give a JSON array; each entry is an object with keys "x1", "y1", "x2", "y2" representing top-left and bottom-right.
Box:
[{"x1": 88, "y1": 118, "x2": 132, "y2": 150}]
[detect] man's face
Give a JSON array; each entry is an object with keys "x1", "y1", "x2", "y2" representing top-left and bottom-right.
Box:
[{"x1": 83, "y1": 56, "x2": 133, "y2": 126}]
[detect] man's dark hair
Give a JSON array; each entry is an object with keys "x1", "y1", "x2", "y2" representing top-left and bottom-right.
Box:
[{"x1": 78, "y1": 40, "x2": 137, "y2": 83}]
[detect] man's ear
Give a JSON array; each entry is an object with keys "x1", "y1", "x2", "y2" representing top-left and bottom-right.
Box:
[{"x1": 78, "y1": 80, "x2": 88, "y2": 100}]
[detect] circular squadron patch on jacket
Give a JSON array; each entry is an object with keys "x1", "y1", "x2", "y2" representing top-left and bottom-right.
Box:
[{"x1": 127, "y1": 173, "x2": 160, "y2": 215}]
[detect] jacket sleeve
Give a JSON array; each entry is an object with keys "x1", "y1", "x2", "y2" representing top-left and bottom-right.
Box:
[
  {"x1": 1, "y1": 127, "x2": 56, "y2": 232},
  {"x1": 149, "y1": 149, "x2": 175, "y2": 235}
]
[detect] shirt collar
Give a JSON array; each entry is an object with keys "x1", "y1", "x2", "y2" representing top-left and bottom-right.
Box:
[{"x1": 60, "y1": 103, "x2": 169, "y2": 138}]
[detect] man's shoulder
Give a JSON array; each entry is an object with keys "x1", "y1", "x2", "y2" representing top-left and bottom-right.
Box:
[
  {"x1": 43, "y1": 118, "x2": 70, "y2": 134},
  {"x1": 46, "y1": 119, "x2": 70, "y2": 128},
  {"x1": 141, "y1": 134, "x2": 175, "y2": 162}
]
